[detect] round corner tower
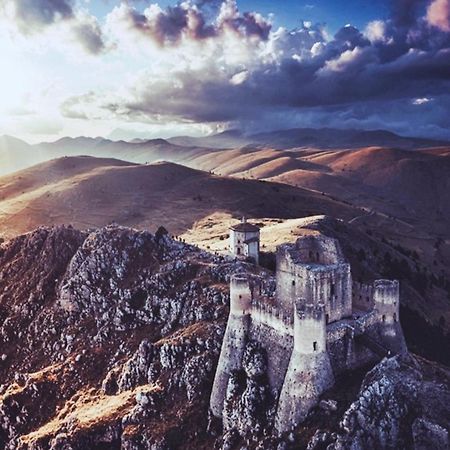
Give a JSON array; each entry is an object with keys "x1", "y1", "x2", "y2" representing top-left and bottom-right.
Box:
[
  {"x1": 275, "y1": 301, "x2": 334, "y2": 433},
  {"x1": 373, "y1": 279, "x2": 400, "y2": 324},
  {"x1": 210, "y1": 273, "x2": 259, "y2": 418},
  {"x1": 229, "y1": 273, "x2": 255, "y2": 315},
  {"x1": 293, "y1": 301, "x2": 328, "y2": 355},
  {"x1": 373, "y1": 279, "x2": 406, "y2": 354}
]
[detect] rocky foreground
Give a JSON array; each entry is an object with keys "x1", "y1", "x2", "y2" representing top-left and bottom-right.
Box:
[{"x1": 0, "y1": 226, "x2": 447, "y2": 450}]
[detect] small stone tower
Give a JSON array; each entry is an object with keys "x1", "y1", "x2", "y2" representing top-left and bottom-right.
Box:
[
  {"x1": 373, "y1": 280, "x2": 406, "y2": 354},
  {"x1": 275, "y1": 301, "x2": 334, "y2": 433},
  {"x1": 229, "y1": 218, "x2": 260, "y2": 264}
]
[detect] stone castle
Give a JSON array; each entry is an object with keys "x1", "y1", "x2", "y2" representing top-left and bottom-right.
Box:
[{"x1": 211, "y1": 227, "x2": 407, "y2": 433}]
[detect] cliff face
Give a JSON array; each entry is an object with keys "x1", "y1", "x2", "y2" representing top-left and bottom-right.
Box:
[{"x1": 0, "y1": 226, "x2": 447, "y2": 450}]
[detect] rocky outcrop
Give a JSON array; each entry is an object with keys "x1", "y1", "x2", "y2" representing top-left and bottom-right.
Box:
[
  {"x1": 0, "y1": 225, "x2": 256, "y2": 450},
  {"x1": 306, "y1": 354, "x2": 450, "y2": 450},
  {"x1": 223, "y1": 341, "x2": 273, "y2": 436}
]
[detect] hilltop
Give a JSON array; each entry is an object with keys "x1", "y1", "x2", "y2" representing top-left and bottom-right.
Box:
[{"x1": 167, "y1": 128, "x2": 448, "y2": 150}]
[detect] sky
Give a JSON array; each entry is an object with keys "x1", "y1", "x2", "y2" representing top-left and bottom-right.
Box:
[{"x1": 0, "y1": 0, "x2": 449, "y2": 143}]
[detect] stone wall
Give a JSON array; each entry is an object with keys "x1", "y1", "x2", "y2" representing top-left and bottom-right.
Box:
[
  {"x1": 352, "y1": 281, "x2": 375, "y2": 312},
  {"x1": 285, "y1": 235, "x2": 346, "y2": 265},
  {"x1": 245, "y1": 239, "x2": 260, "y2": 264},
  {"x1": 327, "y1": 315, "x2": 380, "y2": 374},
  {"x1": 249, "y1": 320, "x2": 293, "y2": 394}
]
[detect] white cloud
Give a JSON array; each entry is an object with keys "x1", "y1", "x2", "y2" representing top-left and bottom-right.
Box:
[
  {"x1": 0, "y1": 0, "x2": 108, "y2": 55},
  {"x1": 230, "y1": 70, "x2": 249, "y2": 85},
  {"x1": 321, "y1": 46, "x2": 365, "y2": 73},
  {"x1": 365, "y1": 20, "x2": 388, "y2": 43},
  {"x1": 412, "y1": 97, "x2": 433, "y2": 105}
]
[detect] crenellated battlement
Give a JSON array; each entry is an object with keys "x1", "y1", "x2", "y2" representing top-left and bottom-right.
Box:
[
  {"x1": 295, "y1": 301, "x2": 326, "y2": 322},
  {"x1": 249, "y1": 298, "x2": 293, "y2": 335},
  {"x1": 374, "y1": 279, "x2": 399, "y2": 306}
]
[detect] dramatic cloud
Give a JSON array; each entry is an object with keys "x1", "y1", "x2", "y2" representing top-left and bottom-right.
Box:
[
  {"x1": 107, "y1": 0, "x2": 271, "y2": 47},
  {"x1": 2, "y1": 0, "x2": 443, "y2": 139},
  {"x1": 427, "y1": 0, "x2": 450, "y2": 31},
  {"x1": 0, "y1": 0, "x2": 108, "y2": 54}
]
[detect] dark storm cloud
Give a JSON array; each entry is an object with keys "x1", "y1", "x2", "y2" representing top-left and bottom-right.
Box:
[
  {"x1": 391, "y1": 0, "x2": 426, "y2": 28},
  {"x1": 61, "y1": 0, "x2": 450, "y2": 138},
  {"x1": 2, "y1": 0, "x2": 108, "y2": 54}
]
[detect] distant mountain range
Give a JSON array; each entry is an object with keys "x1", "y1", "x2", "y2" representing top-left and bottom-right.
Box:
[
  {"x1": 1, "y1": 127, "x2": 448, "y2": 176},
  {"x1": 167, "y1": 127, "x2": 449, "y2": 150}
]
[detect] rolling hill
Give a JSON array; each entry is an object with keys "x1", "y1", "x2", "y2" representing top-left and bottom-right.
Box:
[
  {"x1": 0, "y1": 134, "x2": 449, "y2": 342},
  {"x1": 0, "y1": 155, "x2": 358, "y2": 239}
]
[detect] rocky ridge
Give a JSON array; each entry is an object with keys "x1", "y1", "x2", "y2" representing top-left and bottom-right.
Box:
[{"x1": 0, "y1": 225, "x2": 447, "y2": 449}]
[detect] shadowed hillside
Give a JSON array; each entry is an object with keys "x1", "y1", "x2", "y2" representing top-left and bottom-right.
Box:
[{"x1": 0, "y1": 156, "x2": 359, "y2": 239}]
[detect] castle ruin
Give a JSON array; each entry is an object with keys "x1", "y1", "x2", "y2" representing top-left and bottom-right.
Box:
[{"x1": 210, "y1": 233, "x2": 406, "y2": 433}]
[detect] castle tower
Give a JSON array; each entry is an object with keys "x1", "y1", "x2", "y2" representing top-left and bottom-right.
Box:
[
  {"x1": 229, "y1": 218, "x2": 260, "y2": 264},
  {"x1": 276, "y1": 235, "x2": 352, "y2": 321},
  {"x1": 373, "y1": 279, "x2": 407, "y2": 354},
  {"x1": 210, "y1": 274, "x2": 256, "y2": 417},
  {"x1": 275, "y1": 301, "x2": 334, "y2": 433}
]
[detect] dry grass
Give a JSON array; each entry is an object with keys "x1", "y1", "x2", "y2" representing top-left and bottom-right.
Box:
[
  {"x1": 181, "y1": 213, "x2": 321, "y2": 253},
  {"x1": 0, "y1": 361, "x2": 67, "y2": 404},
  {"x1": 20, "y1": 384, "x2": 161, "y2": 445},
  {"x1": 0, "y1": 156, "x2": 357, "y2": 239}
]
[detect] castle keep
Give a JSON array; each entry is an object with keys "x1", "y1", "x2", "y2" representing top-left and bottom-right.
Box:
[{"x1": 210, "y1": 233, "x2": 406, "y2": 433}]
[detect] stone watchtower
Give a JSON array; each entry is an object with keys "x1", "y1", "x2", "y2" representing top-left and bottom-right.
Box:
[
  {"x1": 210, "y1": 274, "x2": 260, "y2": 417},
  {"x1": 275, "y1": 301, "x2": 334, "y2": 432},
  {"x1": 229, "y1": 218, "x2": 260, "y2": 264},
  {"x1": 373, "y1": 279, "x2": 406, "y2": 353}
]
